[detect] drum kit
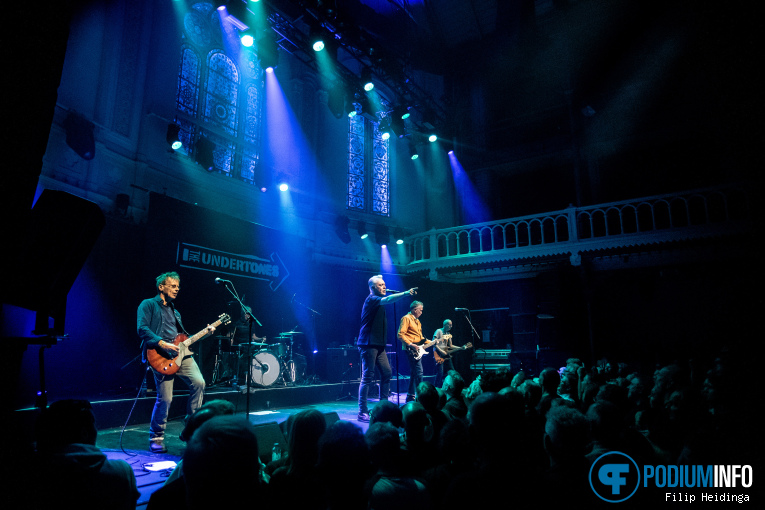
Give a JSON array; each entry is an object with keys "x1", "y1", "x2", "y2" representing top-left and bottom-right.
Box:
[{"x1": 211, "y1": 329, "x2": 307, "y2": 388}]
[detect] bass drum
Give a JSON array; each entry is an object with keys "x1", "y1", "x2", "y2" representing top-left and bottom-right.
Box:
[{"x1": 249, "y1": 351, "x2": 281, "y2": 387}]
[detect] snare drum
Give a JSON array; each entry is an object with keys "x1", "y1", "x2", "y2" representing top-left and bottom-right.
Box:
[{"x1": 249, "y1": 350, "x2": 280, "y2": 387}]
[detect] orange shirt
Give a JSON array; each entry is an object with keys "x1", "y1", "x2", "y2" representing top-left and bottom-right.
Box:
[{"x1": 397, "y1": 313, "x2": 423, "y2": 347}]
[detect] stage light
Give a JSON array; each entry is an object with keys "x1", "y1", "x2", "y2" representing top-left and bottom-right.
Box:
[
  {"x1": 429, "y1": 134, "x2": 438, "y2": 142},
  {"x1": 393, "y1": 105, "x2": 410, "y2": 120},
  {"x1": 361, "y1": 68, "x2": 374, "y2": 91},
  {"x1": 195, "y1": 136, "x2": 215, "y2": 171},
  {"x1": 63, "y1": 112, "x2": 95, "y2": 160},
  {"x1": 257, "y1": 35, "x2": 279, "y2": 70},
  {"x1": 310, "y1": 26, "x2": 325, "y2": 52},
  {"x1": 334, "y1": 215, "x2": 351, "y2": 244},
  {"x1": 409, "y1": 144, "x2": 419, "y2": 160},
  {"x1": 240, "y1": 29, "x2": 256, "y2": 47},
  {"x1": 279, "y1": 182, "x2": 289, "y2": 192},
  {"x1": 374, "y1": 224, "x2": 390, "y2": 247},
  {"x1": 379, "y1": 117, "x2": 392, "y2": 140},
  {"x1": 394, "y1": 228, "x2": 405, "y2": 245},
  {"x1": 327, "y1": 82, "x2": 346, "y2": 119},
  {"x1": 389, "y1": 115, "x2": 405, "y2": 138},
  {"x1": 357, "y1": 221, "x2": 368, "y2": 239},
  {"x1": 166, "y1": 123, "x2": 182, "y2": 150},
  {"x1": 115, "y1": 193, "x2": 130, "y2": 216},
  {"x1": 220, "y1": 2, "x2": 248, "y2": 30}
]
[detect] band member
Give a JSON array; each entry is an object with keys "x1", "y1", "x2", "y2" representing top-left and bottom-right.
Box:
[
  {"x1": 137, "y1": 272, "x2": 214, "y2": 453},
  {"x1": 357, "y1": 275, "x2": 417, "y2": 422},
  {"x1": 433, "y1": 319, "x2": 455, "y2": 388},
  {"x1": 398, "y1": 300, "x2": 425, "y2": 402}
]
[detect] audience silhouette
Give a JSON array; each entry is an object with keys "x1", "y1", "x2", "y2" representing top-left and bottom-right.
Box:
[
  {"x1": 31, "y1": 399, "x2": 139, "y2": 510},
  {"x1": 26, "y1": 345, "x2": 751, "y2": 508}
]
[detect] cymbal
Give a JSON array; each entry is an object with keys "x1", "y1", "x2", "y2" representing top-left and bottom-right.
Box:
[
  {"x1": 239, "y1": 342, "x2": 267, "y2": 348},
  {"x1": 279, "y1": 331, "x2": 303, "y2": 335}
]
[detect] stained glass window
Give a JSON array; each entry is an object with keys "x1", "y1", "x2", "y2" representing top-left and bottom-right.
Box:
[
  {"x1": 176, "y1": 2, "x2": 263, "y2": 184},
  {"x1": 347, "y1": 114, "x2": 390, "y2": 216},
  {"x1": 347, "y1": 114, "x2": 365, "y2": 210}
]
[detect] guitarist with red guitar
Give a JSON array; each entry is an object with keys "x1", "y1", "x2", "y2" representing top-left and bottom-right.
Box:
[
  {"x1": 138, "y1": 271, "x2": 223, "y2": 453},
  {"x1": 432, "y1": 319, "x2": 472, "y2": 388}
]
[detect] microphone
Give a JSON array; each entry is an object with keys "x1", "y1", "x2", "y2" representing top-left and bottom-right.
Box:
[
  {"x1": 215, "y1": 278, "x2": 231, "y2": 284},
  {"x1": 455, "y1": 307, "x2": 469, "y2": 311},
  {"x1": 291, "y1": 293, "x2": 296, "y2": 303}
]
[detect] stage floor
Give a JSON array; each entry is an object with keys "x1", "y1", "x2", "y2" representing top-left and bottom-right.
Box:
[{"x1": 95, "y1": 387, "x2": 410, "y2": 509}]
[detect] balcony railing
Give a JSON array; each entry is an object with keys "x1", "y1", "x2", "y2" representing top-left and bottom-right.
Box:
[{"x1": 405, "y1": 184, "x2": 751, "y2": 271}]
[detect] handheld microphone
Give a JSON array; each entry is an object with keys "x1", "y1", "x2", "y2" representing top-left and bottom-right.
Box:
[
  {"x1": 215, "y1": 278, "x2": 231, "y2": 284},
  {"x1": 455, "y1": 307, "x2": 469, "y2": 311}
]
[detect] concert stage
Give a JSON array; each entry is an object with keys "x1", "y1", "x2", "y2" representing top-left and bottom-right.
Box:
[{"x1": 13, "y1": 377, "x2": 421, "y2": 509}]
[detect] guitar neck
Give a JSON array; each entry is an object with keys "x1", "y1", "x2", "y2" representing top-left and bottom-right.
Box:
[
  {"x1": 183, "y1": 319, "x2": 223, "y2": 347},
  {"x1": 444, "y1": 343, "x2": 472, "y2": 353}
]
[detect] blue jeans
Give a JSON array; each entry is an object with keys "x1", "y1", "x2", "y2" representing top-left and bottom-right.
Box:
[
  {"x1": 150, "y1": 356, "x2": 205, "y2": 440},
  {"x1": 434, "y1": 357, "x2": 455, "y2": 389},
  {"x1": 358, "y1": 346, "x2": 392, "y2": 413},
  {"x1": 406, "y1": 352, "x2": 424, "y2": 397}
]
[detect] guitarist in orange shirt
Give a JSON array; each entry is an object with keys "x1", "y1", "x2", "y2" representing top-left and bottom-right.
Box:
[
  {"x1": 397, "y1": 300, "x2": 429, "y2": 402},
  {"x1": 138, "y1": 272, "x2": 216, "y2": 453}
]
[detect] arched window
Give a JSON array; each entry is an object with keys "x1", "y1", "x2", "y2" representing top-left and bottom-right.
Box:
[
  {"x1": 347, "y1": 113, "x2": 390, "y2": 216},
  {"x1": 176, "y1": 2, "x2": 264, "y2": 184}
]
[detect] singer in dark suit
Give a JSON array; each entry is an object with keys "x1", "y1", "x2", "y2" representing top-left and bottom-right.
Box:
[{"x1": 356, "y1": 275, "x2": 417, "y2": 422}]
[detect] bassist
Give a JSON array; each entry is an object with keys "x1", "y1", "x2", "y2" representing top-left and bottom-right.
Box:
[
  {"x1": 137, "y1": 271, "x2": 215, "y2": 453},
  {"x1": 433, "y1": 319, "x2": 472, "y2": 388}
]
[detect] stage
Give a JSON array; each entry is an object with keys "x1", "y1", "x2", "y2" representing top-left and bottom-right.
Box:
[
  {"x1": 97, "y1": 386, "x2": 402, "y2": 509},
  {"x1": 13, "y1": 377, "x2": 422, "y2": 509}
]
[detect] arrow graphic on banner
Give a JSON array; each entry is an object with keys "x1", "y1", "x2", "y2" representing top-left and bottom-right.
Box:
[{"x1": 177, "y1": 242, "x2": 290, "y2": 291}]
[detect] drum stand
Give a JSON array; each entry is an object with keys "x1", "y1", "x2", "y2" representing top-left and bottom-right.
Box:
[
  {"x1": 278, "y1": 332, "x2": 298, "y2": 386},
  {"x1": 209, "y1": 335, "x2": 235, "y2": 388}
]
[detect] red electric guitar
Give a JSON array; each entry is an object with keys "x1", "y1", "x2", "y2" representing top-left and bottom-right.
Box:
[{"x1": 146, "y1": 313, "x2": 231, "y2": 375}]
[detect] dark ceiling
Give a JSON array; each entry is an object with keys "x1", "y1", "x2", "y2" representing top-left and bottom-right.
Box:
[{"x1": 316, "y1": 0, "x2": 763, "y2": 204}]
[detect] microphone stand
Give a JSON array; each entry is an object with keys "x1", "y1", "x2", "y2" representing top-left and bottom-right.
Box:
[
  {"x1": 458, "y1": 309, "x2": 480, "y2": 348},
  {"x1": 392, "y1": 300, "x2": 399, "y2": 406},
  {"x1": 221, "y1": 280, "x2": 262, "y2": 419}
]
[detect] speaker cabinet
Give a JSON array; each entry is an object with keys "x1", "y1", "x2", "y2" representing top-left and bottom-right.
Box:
[{"x1": 327, "y1": 347, "x2": 359, "y2": 382}]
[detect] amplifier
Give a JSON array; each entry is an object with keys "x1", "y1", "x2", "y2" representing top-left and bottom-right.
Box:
[
  {"x1": 470, "y1": 363, "x2": 510, "y2": 372},
  {"x1": 327, "y1": 347, "x2": 359, "y2": 383},
  {"x1": 472, "y1": 349, "x2": 512, "y2": 361}
]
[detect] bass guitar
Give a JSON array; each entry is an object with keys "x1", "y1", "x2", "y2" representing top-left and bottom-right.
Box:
[
  {"x1": 147, "y1": 313, "x2": 231, "y2": 375},
  {"x1": 405, "y1": 338, "x2": 437, "y2": 361},
  {"x1": 433, "y1": 342, "x2": 473, "y2": 364}
]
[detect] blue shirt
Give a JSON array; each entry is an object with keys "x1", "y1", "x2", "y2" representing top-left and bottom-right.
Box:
[{"x1": 357, "y1": 294, "x2": 386, "y2": 347}]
